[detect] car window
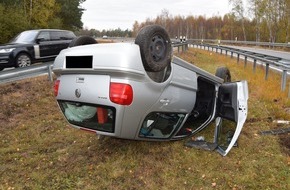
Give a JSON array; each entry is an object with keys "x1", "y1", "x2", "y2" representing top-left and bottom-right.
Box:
[
  {"x1": 58, "y1": 101, "x2": 116, "y2": 133},
  {"x1": 50, "y1": 31, "x2": 62, "y2": 40},
  {"x1": 63, "y1": 31, "x2": 75, "y2": 40},
  {"x1": 139, "y1": 112, "x2": 186, "y2": 139},
  {"x1": 10, "y1": 30, "x2": 39, "y2": 43},
  {"x1": 37, "y1": 31, "x2": 50, "y2": 41}
]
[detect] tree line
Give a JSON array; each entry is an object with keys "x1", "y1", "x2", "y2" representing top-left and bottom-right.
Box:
[
  {"x1": 0, "y1": 0, "x2": 85, "y2": 44},
  {"x1": 2, "y1": 0, "x2": 290, "y2": 44},
  {"x1": 77, "y1": 28, "x2": 132, "y2": 38},
  {"x1": 131, "y1": 0, "x2": 290, "y2": 43}
]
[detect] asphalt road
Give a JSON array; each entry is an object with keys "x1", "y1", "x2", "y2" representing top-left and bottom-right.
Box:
[{"x1": 2, "y1": 62, "x2": 49, "y2": 72}]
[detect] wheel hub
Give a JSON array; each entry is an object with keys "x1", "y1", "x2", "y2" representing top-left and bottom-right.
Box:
[
  {"x1": 150, "y1": 35, "x2": 166, "y2": 62},
  {"x1": 18, "y1": 55, "x2": 31, "y2": 67}
]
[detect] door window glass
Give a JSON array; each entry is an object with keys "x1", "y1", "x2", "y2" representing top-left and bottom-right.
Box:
[
  {"x1": 216, "y1": 120, "x2": 237, "y2": 150},
  {"x1": 50, "y1": 31, "x2": 62, "y2": 40},
  {"x1": 63, "y1": 31, "x2": 75, "y2": 40},
  {"x1": 37, "y1": 31, "x2": 50, "y2": 41},
  {"x1": 139, "y1": 112, "x2": 185, "y2": 139}
]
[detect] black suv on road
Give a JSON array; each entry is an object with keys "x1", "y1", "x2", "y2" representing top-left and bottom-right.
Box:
[{"x1": 0, "y1": 29, "x2": 75, "y2": 71}]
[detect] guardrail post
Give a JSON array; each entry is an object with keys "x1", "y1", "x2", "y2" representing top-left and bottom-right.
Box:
[
  {"x1": 244, "y1": 56, "x2": 247, "y2": 68},
  {"x1": 265, "y1": 63, "x2": 270, "y2": 80},
  {"x1": 289, "y1": 83, "x2": 290, "y2": 99},
  {"x1": 237, "y1": 54, "x2": 240, "y2": 63},
  {"x1": 282, "y1": 70, "x2": 287, "y2": 91},
  {"x1": 48, "y1": 65, "x2": 53, "y2": 82},
  {"x1": 220, "y1": 49, "x2": 223, "y2": 55},
  {"x1": 225, "y1": 50, "x2": 228, "y2": 56},
  {"x1": 253, "y1": 59, "x2": 257, "y2": 73},
  {"x1": 231, "y1": 52, "x2": 233, "y2": 58},
  {"x1": 216, "y1": 47, "x2": 218, "y2": 53}
]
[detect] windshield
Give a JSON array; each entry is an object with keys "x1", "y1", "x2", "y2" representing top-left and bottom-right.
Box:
[{"x1": 10, "y1": 31, "x2": 39, "y2": 43}]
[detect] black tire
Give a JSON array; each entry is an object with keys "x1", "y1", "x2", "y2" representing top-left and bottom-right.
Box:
[
  {"x1": 215, "y1": 67, "x2": 231, "y2": 82},
  {"x1": 135, "y1": 25, "x2": 172, "y2": 72},
  {"x1": 15, "y1": 53, "x2": 31, "y2": 68},
  {"x1": 69, "y1": 36, "x2": 97, "y2": 47},
  {"x1": 0, "y1": 67, "x2": 4, "y2": 71}
]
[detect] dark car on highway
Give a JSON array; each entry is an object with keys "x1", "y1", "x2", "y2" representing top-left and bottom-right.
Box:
[{"x1": 0, "y1": 29, "x2": 75, "y2": 71}]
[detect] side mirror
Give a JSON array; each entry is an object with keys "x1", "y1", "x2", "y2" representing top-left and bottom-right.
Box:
[{"x1": 36, "y1": 38, "x2": 45, "y2": 44}]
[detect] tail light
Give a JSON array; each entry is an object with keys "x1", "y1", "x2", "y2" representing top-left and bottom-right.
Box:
[
  {"x1": 110, "y1": 82, "x2": 133, "y2": 105},
  {"x1": 54, "y1": 80, "x2": 60, "y2": 96}
]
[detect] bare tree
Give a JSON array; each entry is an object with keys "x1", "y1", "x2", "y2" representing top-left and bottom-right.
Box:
[
  {"x1": 229, "y1": 0, "x2": 247, "y2": 40},
  {"x1": 248, "y1": 0, "x2": 264, "y2": 42}
]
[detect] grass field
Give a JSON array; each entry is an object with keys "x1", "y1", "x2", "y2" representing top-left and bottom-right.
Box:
[{"x1": 0, "y1": 48, "x2": 290, "y2": 189}]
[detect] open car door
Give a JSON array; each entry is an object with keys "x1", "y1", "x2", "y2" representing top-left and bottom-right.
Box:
[{"x1": 215, "y1": 80, "x2": 248, "y2": 156}]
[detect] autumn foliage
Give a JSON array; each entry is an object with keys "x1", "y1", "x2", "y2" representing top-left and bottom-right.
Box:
[{"x1": 132, "y1": 0, "x2": 290, "y2": 44}]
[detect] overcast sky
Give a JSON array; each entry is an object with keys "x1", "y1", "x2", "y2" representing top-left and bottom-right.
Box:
[{"x1": 81, "y1": 0, "x2": 232, "y2": 31}]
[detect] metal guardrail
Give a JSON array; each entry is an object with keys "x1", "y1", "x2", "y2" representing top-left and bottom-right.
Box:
[
  {"x1": 192, "y1": 43, "x2": 290, "y2": 93},
  {"x1": 0, "y1": 62, "x2": 53, "y2": 84},
  {"x1": 172, "y1": 42, "x2": 189, "y2": 53},
  {"x1": 189, "y1": 39, "x2": 290, "y2": 48}
]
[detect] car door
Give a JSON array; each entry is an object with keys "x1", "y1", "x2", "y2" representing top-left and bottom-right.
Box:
[
  {"x1": 137, "y1": 63, "x2": 198, "y2": 139},
  {"x1": 183, "y1": 80, "x2": 248, "y2": 156},
  {"x1": 50, "y1": 31, "x2": 69, "y2": 55},
  {"x1": 214, "y1": 80, "x2": 248, "y2": 156},
  {"x1": 37, "y1": 31, "x2": 55, "y2": 58}
]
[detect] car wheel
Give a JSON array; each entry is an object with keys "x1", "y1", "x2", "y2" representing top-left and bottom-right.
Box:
[
  {"x1": 16, "y1": 53, "x2": 31, "y2": 68},
  {"x1": 135, "y1": 25, "x2": 172, "y2": 72},
  {"x1": 215, "y1": 67, "x2": 231, "y2": 82},
  {"x1": 0, "y1": 67, "x2": 4, "y2": 71},
  {"x1": 69, "y1": 36, "x2": 97, "y2": 47}
]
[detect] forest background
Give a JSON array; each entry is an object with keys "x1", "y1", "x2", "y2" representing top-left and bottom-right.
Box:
[{"x1": 1, "y1": 0, "x2": 290, "y2": 44}]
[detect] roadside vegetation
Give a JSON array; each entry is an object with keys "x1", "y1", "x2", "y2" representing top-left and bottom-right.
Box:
[
  {"x1": 2, "y1": 0, "x2": 290, "y2": 46},
  {"x1": 133, "y1": 0, "x2": 290, "y2": 43},
  {"x1": 0, "y1": 0, "x2": 85, "y2": 44},
  {"x1": 0, "y1": 48, "x2": 289, "y2": 189}
]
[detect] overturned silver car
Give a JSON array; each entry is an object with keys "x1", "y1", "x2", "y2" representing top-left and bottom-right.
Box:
[{"x1": 53, "y1": 25, "x2": 248, "y2": 156}]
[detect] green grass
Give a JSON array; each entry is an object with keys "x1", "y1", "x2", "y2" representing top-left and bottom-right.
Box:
[{"x1": 0, "y1": 49, "x2": 290, "y2": 189}]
